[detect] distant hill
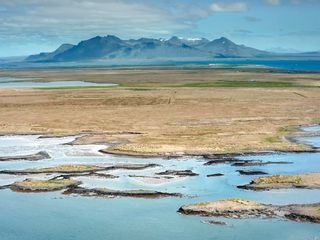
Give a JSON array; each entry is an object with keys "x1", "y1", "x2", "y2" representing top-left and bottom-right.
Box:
[
  {"x1": 25, "y1": 44, "x2": 74, "y2": 62},
  {"x1": 26, "y1": 35, "x2": 317, "y2": 62},
  {"x1": 198, "y1": 37, "x2": 268, "y2": 57}
]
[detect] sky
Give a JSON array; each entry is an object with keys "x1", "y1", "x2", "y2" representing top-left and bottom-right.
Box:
[{"x1": 0, "y1": 0, "x2": 319, "y2": 57}]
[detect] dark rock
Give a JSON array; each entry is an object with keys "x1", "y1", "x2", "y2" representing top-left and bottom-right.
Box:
[
  {"x1": 284, "y1": 213, "x2": 320, "y2": 224},
  {"x1": 207, "y1": 173, "x2": 224, "y2": 177},
  {"x1": 51, "y1": 172, "x2": 119, "y2": 180},
  {"x1": 0, "y1": 151, "x2": 50, "y2": 161},
  {"x1": 237, "y1": 170, "x2": 268, "y2": 175},
  {"x1": 231, "y1": 160, "x2": 292, "y2": 167},
  {"x1": 110, "y1": 163, "x2": 160, "y2": 170},
  {"x1": 156, "y1": 170, "x2": 199, "y2": 177},
  {"x1": 204, "y1": 157, "x2": 241, "y2": 165},
  {"x1": 63, "y1": 186, "x2": 182, "y2": 199},
  {"x1": 0, "y1": 185, "x2": 10, "y2": 190}
]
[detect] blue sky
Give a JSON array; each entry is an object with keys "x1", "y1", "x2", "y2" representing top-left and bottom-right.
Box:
[{"x1": 0, "y1": 0, "x2": 319, "y2": 57}]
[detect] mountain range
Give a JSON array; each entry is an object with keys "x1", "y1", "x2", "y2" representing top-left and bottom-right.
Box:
[{"x1": 25, "y1": 35, "x2": 317, "y2": 62}]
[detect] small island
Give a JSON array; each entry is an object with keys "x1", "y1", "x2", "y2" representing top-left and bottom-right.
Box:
[
  {"x1": 0, "y1": 151, "x2": 50, "y2": 161},
  {"x1": 64, "y1": 186, "x2": 182, "y2": 199},
  {"x1": 178, "y1": 199, "x2": 320, "y2": 224},
  {"x1": 10, "y1": 178, "x2": 81, "y2": 192},
  {"x1": 0, "y1": 163, "x2": 160, "y2": 175},
  {"x1": 238, "y1": 173, "x2": 320, "y2": 190}
]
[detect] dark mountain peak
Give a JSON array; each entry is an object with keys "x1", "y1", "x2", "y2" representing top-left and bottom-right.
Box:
[
  {"x1": 167, "y1": 36, "x2": 183, "y2": 45},
  {"x1": 87, "y1": 35, "x2": 121, "y2": 42},
  {"x1": 136, "y1": 37, "x2": 160, "y2": 43},
  {"x1": 77, "y1": 35, "x2": 123, "y2": 49},
  {"x1": 193, "y1": 37, "x2": 210, "y2": 43},
  {"x1": 25, "y1": 43, "x2": 74, "y2": 62},
  {"x1": 105, "y1": 35, "x2": 122, "y2": 42},
  {"x1": 78, "y1": 36, "x2": 101, "y2": 45},
  {"x1": 212, "y1": 37, "x2": 235, "y2": 45},
  {"x1": 55, "y1": 43, "x2": 74, "y2": 53},
  {"x1": 169, "y1": 36, "x2": 179, "y2": 41},
  {"x1": 92, "y1": 35, "x2": 102, "y2": 40},
  {"x1": 217, "y1": 36, "x2": 229, "y2": 41}
]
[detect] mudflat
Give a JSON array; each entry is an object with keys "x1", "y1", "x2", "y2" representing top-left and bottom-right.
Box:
[{"x1": 0, "y1": 67, "x2": 319, "y2": 156}]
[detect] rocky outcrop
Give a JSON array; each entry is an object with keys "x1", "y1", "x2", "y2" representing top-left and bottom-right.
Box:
[
  {"x1": 231, "y1": 160, "x2": 292, "y2": 167},
  {"x1": 155, "y1": 170, "x2": 199, "y2": 177},
  {"x1": 0, "y1": 164, "x2": 106, "y2": 175},
  {"x1": 237, "y1": 173, "x2": 320, "y2": 190},
  {"x1": 207, "y1": 173, "x2": 224, "y2": 177},
  {"x1": 110, "y1": 163, "x2": 160, "y2": 170},
  {"x1": 178, "y1": 199, "x2": 275, "y2": 218},
  {"x1": 237, "y1": 170, "x2": 268, "y2": 175},
  {"x1": 51, "y1": 172, "x2": 119, "y2": 180},
  {"x1": 203, "y1": 156, "x2": 241, "y2": 165},
  {"x1": 0, "y1": 151, "x2": 50, "y2": 161},
  {"x1": 10, "y1": 178, "x2": 81, "y2": 192},
  {"x1": 203, "y1": 155, "x2": 291, "y2": 167},
  {"x1": 0, "y1": 163, "x2": 160, "y2": 175},
  {"x1": 63, "y1": 186, "x2": 182, "y2": 199},
  {"x1": 178, "y1": 199, "x2": 320, "y2": 224}
]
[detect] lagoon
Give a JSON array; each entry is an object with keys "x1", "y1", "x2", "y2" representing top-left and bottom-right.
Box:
[
  {"x1": 0, "y1": 78, "x2": 117, "y2": 89},
  {"x1": 0, "y1": 129, "x2": 319, "y2": 240}
]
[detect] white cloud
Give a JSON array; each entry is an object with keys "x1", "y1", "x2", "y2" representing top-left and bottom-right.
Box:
[
  {"x1": 0, "y1": 0, "x2": 218, "y2": 56},
  {"x1": 266, "y1": 0, "x2": 281, "y2": 5},
  {"x1": 210, "y1": 2, "x2": 247, "y2": 12},
  {"x1": 0, "y1": 0, "x2": 200, "y2": 42}
]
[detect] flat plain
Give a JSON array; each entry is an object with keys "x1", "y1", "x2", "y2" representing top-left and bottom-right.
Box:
[{"x1": 0, "y1": 67, "x2": 319, "y2": 156}]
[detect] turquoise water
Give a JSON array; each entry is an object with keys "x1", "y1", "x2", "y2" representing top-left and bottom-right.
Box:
[
  {"x1": 301, "y1": 125, "x2": 320, "y2": 132},
  {"x1": 0, "y1": 128, "x2": 319, "y2": 240},
  {"x1": 0, "y1": 190, "x2": 319, "y2": 240},
  {"x1": 0, "y1": 77, "x2": 41, "y2": 82},
  {"x1": 0, "y1": 79, "x2": 117, "y2": 88},
  {"x1": 174, "y1": 59, "x2": 320, "y2": 71},
  {"x1": 1, "y1": 59, "x2": 319, "y2": 71}
]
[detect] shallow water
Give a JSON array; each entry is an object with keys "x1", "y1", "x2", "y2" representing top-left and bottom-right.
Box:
[
  {"x1": 0, "y1": 129, "x2": 319, "y2": 240},
  {"x1": 1, "y1": 59, "x2": 320, "y2": 71},
  {"x1": 0, "y1": 80, "x2": 117, "y2": 88},
  {"x1": 0, "y1": 77, "x2": 41, "y2": 82},
  {"x1": 301, "y1": 125, "x2": 320, "y2": 132}
]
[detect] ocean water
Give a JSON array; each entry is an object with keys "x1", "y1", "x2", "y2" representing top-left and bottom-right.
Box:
[
  {"x1": 0, "y1": 128, "x2": 319, "y2": 240},
  {"x1": 0, "y1": 59, "x2": 319, "y2": 71},
  {"x1": 174, "y1": 59, "x2": 320, "y2": 71}
]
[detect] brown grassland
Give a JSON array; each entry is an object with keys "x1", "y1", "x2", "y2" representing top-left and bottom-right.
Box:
[{"x1": 0, "y1": 67, "x2": 319, "y2": 156}]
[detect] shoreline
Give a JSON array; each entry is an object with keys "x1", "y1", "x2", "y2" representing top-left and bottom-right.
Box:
[{"x1": 0, "y1": 124, "x2": 319, "y2": 159}]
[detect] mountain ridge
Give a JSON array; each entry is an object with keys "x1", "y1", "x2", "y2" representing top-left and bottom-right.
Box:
[{"x1": 25, "y1": 35, "x2": 310, "y2": 62}]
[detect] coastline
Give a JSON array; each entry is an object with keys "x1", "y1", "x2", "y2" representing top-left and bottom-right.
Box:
[{"x1": 0, "y1": 124, "x2": 318, "y2": 159}]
